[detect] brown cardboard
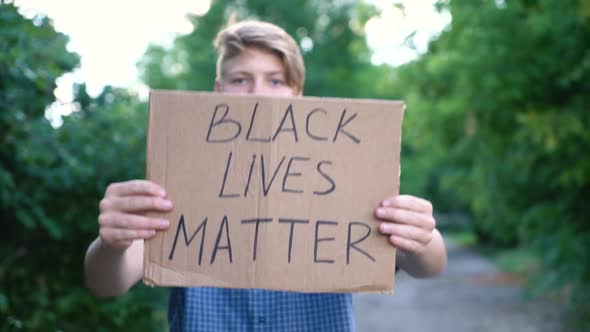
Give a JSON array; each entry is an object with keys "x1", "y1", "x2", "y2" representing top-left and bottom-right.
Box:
[{"x1": 143, "y1": 90, "x2": 404, "y2": 293}]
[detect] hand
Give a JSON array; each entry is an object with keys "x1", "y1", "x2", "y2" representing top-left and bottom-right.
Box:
[
  {"x1": 98, "y1": 180, "x2": 173, "y2": 250},
  {"x1": 374, "y1": 195, "x2": 436, "y2": 256}
]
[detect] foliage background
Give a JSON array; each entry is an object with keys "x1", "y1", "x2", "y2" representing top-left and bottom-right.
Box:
[{"x1": 1, "y1": 0, "x2": 588, "y2": 330}]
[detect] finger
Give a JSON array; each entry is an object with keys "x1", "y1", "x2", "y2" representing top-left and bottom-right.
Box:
[
  {"x1": 105, "y1": 180, "x2": 167, "y2": 198},
  {"x1": 379, "y1": 223, "x2": 433, "y2": 245},
  {"x1": 100, "y1": 196, "x2": 173, "y2": 213},
  {"x1": 380, "y1": 195, "x2": 433, "y2": 213},
  {"x1": 100, "y1": 227, "x2": 157, "y2": 242},
  {"x1": 99, "y1": 213, "x2": 170, "y2": 230},
  {"x1": 375, "y1": 207, "x2": 436, "y2": 230},
  {"x1": 388, "y1": 235, "x2": 425, "y2": 255},
  {"x1": 110, "y1": 240, "x2": 133, "y2": 250}
]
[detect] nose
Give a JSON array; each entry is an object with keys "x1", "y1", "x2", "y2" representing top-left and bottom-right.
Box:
[{"x1": 249, "y1": 78, "x2": 269, "y2": 96}]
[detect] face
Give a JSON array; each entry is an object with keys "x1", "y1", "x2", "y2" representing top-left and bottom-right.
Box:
[{"x1": 215, "y1": 47, "x2": 300, "y2": 97}]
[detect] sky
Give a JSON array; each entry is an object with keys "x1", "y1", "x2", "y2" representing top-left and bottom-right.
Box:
[{"x1": 11, "y1": 0, "x2": 450, "y2": 121}]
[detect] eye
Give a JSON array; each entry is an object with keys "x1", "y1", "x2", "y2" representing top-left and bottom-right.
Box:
[
  {"x1": 230, "y1": 77, "x2": 249, "y2": 85},
  {"x1": 270, "y1": 79, "x2": 285, "y2": 86}
]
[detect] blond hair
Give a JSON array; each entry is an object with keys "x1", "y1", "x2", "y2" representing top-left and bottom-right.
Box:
[{"x1": 214, "y1": 20, "x2": 305, "y2": 93}]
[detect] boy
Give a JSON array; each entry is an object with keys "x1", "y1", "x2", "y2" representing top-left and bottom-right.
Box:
[{"x1": 85, "y1": 20, "x2": 447, "y2": 331}]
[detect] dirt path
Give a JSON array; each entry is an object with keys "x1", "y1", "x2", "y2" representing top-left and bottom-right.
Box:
[{"x1": 353, "y1": 241, "x2": 566, "y2": 332}]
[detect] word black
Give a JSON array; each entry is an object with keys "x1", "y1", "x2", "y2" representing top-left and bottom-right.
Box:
[{"x1": 206, "y1": 103, "x2": 361, "y2": 144}]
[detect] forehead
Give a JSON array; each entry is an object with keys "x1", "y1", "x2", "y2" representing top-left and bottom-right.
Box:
[{"x1": 222, "y1": 47, "x2": 286, "y2": 76}]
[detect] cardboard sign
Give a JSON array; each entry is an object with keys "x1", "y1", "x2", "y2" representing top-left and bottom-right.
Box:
[{"x1": 143, "y1": 90, "x2": 404, "y2": 293}]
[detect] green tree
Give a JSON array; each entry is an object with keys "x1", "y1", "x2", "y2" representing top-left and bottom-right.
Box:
[
  {"x1": 396, "y1": 0, "x2": 590, "y2": 324},
  {"x1": 1, "y1": 3, "x2": 166, "y2": 330},
  {"x1": 0, "y1": 2, "x2": 78, "y2": 235}
]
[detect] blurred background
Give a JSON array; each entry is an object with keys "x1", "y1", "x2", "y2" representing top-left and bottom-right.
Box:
[{"x1": 1, "y1": 0, "x2": 589, "y2": 330}]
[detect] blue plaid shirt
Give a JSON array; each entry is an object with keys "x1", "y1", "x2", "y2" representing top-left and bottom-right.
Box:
[{"x1": 168, "y1": 287, "x2": 355, "y2": 331}]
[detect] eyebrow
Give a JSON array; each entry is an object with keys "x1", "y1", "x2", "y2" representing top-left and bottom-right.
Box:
[
  {"x1": 227, "y1": 70, "x2": 285, "y2": 76},
  {"x1": 264, "y1": 71, "x2": 286, "y2": 76}
]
